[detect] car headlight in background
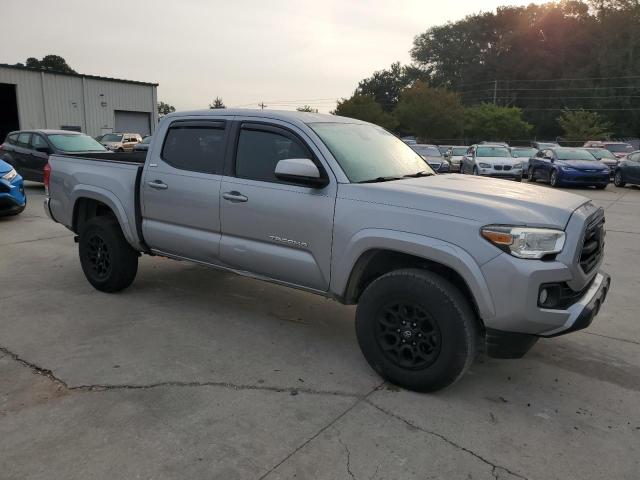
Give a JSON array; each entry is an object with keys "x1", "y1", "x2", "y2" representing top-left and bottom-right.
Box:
[
  {"x1": 513, "y1": 162, "x2": 523, "y2": 169},
  {"x1": 481, "y1": 225, "x2": 566, "y2": 259},
  {"x1": 2, "y1": 168, "x2": 18, "y2": 182},
  {"x1": 479, "y1": 162, "x2": 492, "y2": 168},
  {"x1": 559, "y1": 165, "x2": 575, "y2": 171}
]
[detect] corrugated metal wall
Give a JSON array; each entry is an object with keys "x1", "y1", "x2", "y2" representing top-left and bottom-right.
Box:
[{"x1": 0, "y1": 66, "x2": 157, "y2": 136}]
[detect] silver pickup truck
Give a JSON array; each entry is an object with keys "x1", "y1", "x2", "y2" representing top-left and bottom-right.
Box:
[{"x1": 44, "y1": 110, "x2": 610, "y2": 392}]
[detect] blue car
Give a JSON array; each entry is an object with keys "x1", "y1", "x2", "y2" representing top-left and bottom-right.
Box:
[
  {"x1": 0, "y1": 158, "x2": 26, "y2": 216},
  {"x1": 527, "y1": 147, "x2": 610, "y2": 189}
]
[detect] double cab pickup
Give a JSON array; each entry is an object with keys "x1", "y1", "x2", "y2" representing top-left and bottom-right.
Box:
[{"x1": 44, "y1": 110, "x2": 610, "y2": 392}]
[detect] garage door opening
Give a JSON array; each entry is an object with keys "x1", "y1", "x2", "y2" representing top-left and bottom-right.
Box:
[
  {"x1": 114, "y1": 110, "x2": 151, "y2": 136},
  {"x1": 0, "y1": 83, "x2": 19, "y2": 142}
]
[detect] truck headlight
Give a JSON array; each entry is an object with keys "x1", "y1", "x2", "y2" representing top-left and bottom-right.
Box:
[
  {"x1": 481, "y1": 226, "x2": 566, "y2": 259},
  {"x1": 2, "y1": 168, "x2": 18, "y2": 182}
]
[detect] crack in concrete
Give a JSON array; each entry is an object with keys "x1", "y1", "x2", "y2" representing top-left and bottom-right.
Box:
[
  {"x1": 366, "y1": 399, "x2": 529, "y2": 480},
  {"x1": 0, "y1": 345, "x2": 361, "y2": 399},
  {"x1": 338, "y1": 435, "x2": 356, "y2": 480},
  {"x1": 257, "y1": 383, "x2": 384, "y2": 480},
  {"x1": 581, "y1": 330, "x2": 640, "y2": 346}
]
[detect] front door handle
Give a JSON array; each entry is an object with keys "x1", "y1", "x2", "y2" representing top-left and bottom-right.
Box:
[
  {"x1": 222, "y1": 191, "x2": 248, "y2": 203},
  {"x1": 147, "y1": 180, "x2": 168, "y2": 190}
]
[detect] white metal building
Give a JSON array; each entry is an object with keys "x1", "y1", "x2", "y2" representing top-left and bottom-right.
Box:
[{"x1": 0, "y1": 64, "x2": 158, "y2": 141}]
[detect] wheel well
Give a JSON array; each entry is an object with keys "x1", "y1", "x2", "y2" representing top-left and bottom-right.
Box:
[
  {"x1": 72, "y1": 198, "x2": 116, "y2": 233},
  {"x1": 343, "y1": 250, "x2": 481, "y2": 318}
]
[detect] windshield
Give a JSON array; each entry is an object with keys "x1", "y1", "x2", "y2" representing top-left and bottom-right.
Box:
[
  {"x1": 451, "y1": 147, "x2": 467, "y2": 156},
  {"x1": 141, "y1": 136, "x2": 152, "y2": 144},
  {"x1": 47, "y1": 134, "x2": 107, "y2": 152},
  {"x1": 536, "y1": 143, "x2": 558, "y2": 149},
  {"x1": 557, "y1": 148, "x2": 597, "y2": 161},
  {"x1": 411, "y1": 145, "x2": 441, "y2": 157},
  {"x1": 476, "y1": 146, "x2": 510, "y2": 158},
  {"x1": 511, "y1": 148, "x2": 538, "y2": 158},
  {"x1": 437, "y1": 146, "x2": 450, "y2": 154},
  {"x1": 587, "y1": 148, "x2": 616, "y2": 160},
  {"x1": 101, "y1": 134, "x2": 123, "y2": 142},
  {"x1": 309, "y1": 123, "x2": 434, "y2": 183},
  {"x1": 605, "y1": 143, "x2": 634, "y2": 153}
]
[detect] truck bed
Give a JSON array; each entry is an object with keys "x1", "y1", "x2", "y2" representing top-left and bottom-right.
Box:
[{"x1": 47, "y1": 153, "x2": 146, "y2": 250}]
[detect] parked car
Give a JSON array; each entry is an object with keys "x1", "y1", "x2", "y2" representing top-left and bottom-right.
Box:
[
  {"x1": 509, "y1": 147, "x2": 539, "y2": 172},
  {"x1": 479, "y1": 141, "x2": 509, "y2": 147},
  {"x1": 613, "y1": 150, "x2": 640, "y2": 187},
  {"x1": 0, "y1": 158, "x2": 26, "y2": 216},
  {"x1": 1, "y1": 130, "x2": 107, "y2": 182},
  {"x1": 583, "y1": 141, "x2": 634, "y2": 158},
  {"x1": 461, "y1": 144, "x2": 523, "y2": 181},
  {"x1": 583, "y1": 148, "x2": 618, "y2": 178},
  {"x1": 528, "y1": 147, "x2": 609, "y2": 189},
  {"x1": 100, "y1": 133, "x2": 143, "y2": 152},
  {"x1": 410, "y1": 144, "x2": 451, "y2": 173},
  {"x1": 401, "y1": 136, "x2": 417, "y2": 145},
  {"x1": 437, "y1": 145, "x2": 453, "y2": 155},
  {"x1": 444, "y1": 146, "x2": 468, "y2": 173},
  {"x1": 44, "y1": 110, "x2": 611, "y2": 392},
  {"x1": 133, "y1": 136, "x2": 152, "y2": 152},
  {"x1": 532, "y1": 141, "x2": 560, "y2": 150}
]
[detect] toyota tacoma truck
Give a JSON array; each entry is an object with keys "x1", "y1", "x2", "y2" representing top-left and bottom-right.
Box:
[{"x1": 44, "y1": 110, "x2": 610, "y2": 392}]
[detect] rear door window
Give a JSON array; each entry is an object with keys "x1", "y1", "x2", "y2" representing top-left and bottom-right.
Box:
[
  {"x1": 31, "y1": 134, "x2": 48, "y2": 150},
  {"x1": 17, "y1": 132, "x2": 31, "y2": 148},
  {"x1": 161, "y1": 122, "x2": 226, "y2": 174}
]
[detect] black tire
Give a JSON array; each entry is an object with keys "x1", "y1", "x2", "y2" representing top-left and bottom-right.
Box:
[
  {"x1": 117, "y1": 148, "x2": 124, "y2": 152},
  {"x1": 473, "y1": 166, "x2": 479, "y2": 176},
  {"x1": 614, "y1": 170, "x2": 626, "y2": 188},
  {"x1": 355, "y1": 269, "x2": 478, "y2": 392},
  {"x1": 79, "y1": 216, "x2": 138, "y2": 292},
  {"x1": 595, "y1": 184, "x2": 607, "y2": 190},
  {"x1": 550, "y1": 170, "x2": 560, "y2": 188},
  {"x1": 528, "y1": 166, "x2": 536, "y2": 182},
  {"x1": 515, "y1": 176, "x2": 523, "y2": 182}
]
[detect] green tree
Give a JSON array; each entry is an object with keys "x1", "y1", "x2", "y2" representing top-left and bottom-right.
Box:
[
  {"x1": 557, "y1": 109, "x2": 613, "y2": 141},
  {"x1": 394, "y1": 81, "x2": 464, "y2": 140},
  {"x1": 19, "y1": 55, "x2": 76, "y2": 74},
  {"x1": 296, "y1": 105, "x2": 318, "y2": 113},
  {"x1": 157, "y1": 101, "x2": 175, "y2": 116},
  {"x1": 356, "y1": 62, "x2": 424, "y2": 112},
  {"x1": 464, "y1": 103, "x2": 533, "y2": 141},
  {"x1": 332, "y1": 94, "x2": 398, "y2": 130},
  {"x1": 209, "y1": 97, "x2": 225, "y2": 109}
]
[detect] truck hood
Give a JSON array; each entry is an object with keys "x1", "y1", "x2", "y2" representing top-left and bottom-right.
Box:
[{"x1": 341, "y1": 175, "x2": 589, "y2": 229}]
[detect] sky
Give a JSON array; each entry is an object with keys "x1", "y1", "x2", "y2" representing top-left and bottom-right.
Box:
[{"x1": 4, "y1": 0, "x2": 546, "y2": 113}]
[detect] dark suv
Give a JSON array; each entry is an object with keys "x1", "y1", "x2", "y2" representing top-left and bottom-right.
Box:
[{"x1": 0, "y1": 130, "x2": 107, "y2": 182}]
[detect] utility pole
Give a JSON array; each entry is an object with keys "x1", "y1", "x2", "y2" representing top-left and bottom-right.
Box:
[
  {"x1": 258, "y1": 102, "x2": 267, "y2": 110},
  {"x1": 493, "y1": 80, "x2": 498, "y2": 105}
]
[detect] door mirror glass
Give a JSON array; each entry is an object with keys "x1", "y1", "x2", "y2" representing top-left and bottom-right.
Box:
[{"x1": 275, "y1": 158, "x2": 326, "y2": 187}]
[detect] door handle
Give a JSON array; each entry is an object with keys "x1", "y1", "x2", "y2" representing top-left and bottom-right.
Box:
[
  {"x1": 222, "y1": 191, "x2": 248, "y2": 203},
  {"x1": 147, "y1": 180, "x2": 168, "y2": 190}
]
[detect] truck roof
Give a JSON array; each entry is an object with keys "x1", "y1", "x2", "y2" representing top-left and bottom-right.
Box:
[{"x1": 162, "y1": 109, "x2": 367, "y2": 126}]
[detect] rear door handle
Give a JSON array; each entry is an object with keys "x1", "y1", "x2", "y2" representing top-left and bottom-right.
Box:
[
  {"x1": 147, "y1": 180, "x2": 168, "y2": 190},
  {"x1": 222, "y1": 191, "x2": 248, "y2": 203}
]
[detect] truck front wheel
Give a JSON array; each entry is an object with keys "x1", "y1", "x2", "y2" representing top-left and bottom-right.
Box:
[
  {"x1": 355, "y1": 269, "x2": 478, "y2": 392},
  {"x1": 79, "y1": 216, "x2": 138, "y2": 292}
]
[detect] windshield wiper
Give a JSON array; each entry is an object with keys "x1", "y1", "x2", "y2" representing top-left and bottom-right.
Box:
[
  {"x1": 357, "y1": 176, "x2": 403, "y2": 184},
  {"x1": 403, "y1": 171, "x2": 435, "y2": 178}
]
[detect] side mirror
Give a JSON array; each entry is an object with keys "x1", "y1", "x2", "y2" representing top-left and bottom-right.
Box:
[{"x1": 275, "y1": 158, "x2": 327, "y2": 187}]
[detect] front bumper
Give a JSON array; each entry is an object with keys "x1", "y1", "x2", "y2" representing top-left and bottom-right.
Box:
[
  {"x1": 558, "y1": 170, "x2": 609, "y2": 185},
  {"x1": 0, "y1": 176, "x2": 26, "y2": 216}
]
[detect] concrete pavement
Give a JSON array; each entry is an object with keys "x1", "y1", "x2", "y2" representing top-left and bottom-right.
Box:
[{"x1": 1, "y1": 182, "x2": 639, "y2": 479}]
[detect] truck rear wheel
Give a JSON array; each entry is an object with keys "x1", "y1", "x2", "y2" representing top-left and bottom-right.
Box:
[
  {"x1": 355, "y1": 269, "x2": 478, "y2": 392},
  {"x1": 79, "y1": 216, "x2": 138, "y2": 292}
]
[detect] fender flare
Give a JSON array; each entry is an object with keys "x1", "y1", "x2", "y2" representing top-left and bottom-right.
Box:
[
  {"x1": 70, "y1": 185, "x2": 138, "y2": 247},
  {"x1": 331, "y1": 229, "x2": 496, "y2": 320}
]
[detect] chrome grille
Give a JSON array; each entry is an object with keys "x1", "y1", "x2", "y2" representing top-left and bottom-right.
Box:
[{"x1": 580, "y1": 216, "x2": 605, "y2": 274}]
